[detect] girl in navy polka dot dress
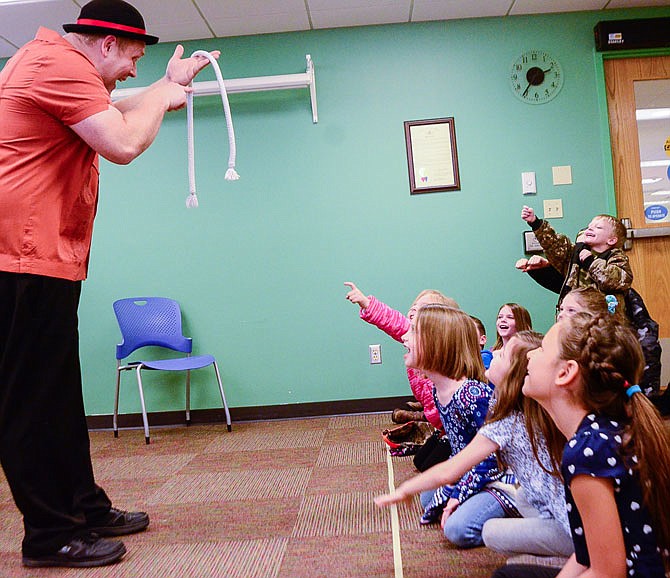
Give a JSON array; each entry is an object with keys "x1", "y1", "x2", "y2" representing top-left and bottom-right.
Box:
[{"x1": 496, "y1": 312, "x2": 670, "y2": 577}]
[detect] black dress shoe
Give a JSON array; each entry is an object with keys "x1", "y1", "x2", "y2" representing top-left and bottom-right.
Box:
[
  {"x1": 87, "y1": 507, "x2": 150, "y2": 536},
  {"x1": 23, "y1": 534, "x2": 126, "y2": 568}
]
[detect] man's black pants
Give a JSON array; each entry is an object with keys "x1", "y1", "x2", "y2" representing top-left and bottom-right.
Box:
[{"x1": 0, "y1": 272, "x2": 111, "y2": 556}]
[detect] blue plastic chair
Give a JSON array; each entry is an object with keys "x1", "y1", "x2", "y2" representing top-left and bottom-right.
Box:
[{"x1": 113, "y1": 297, "x2": 231, "y2": 444}]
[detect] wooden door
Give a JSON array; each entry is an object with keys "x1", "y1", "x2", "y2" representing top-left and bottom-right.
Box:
[{"x1": 604, "y1": 56, "x2": 670, "y2": 338}]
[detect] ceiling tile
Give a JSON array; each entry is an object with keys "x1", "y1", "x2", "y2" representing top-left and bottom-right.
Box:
[
  {"x1": 607, "y1": 0, "x2": 670, "y2": 7},
  {"x1": 197, "y1": 0, "x2": 309, "y2": 37},
  {"x1": 123, "y1": 0, "x2": 212, "y2": 40},
  {"x1": 412, "y1": 0, "x2": 513, "y2": 21},
  {"x1": 206, "y1": 14, "x2": 311, "y2": 37},
  {"x1": 510, "y1": 0, "x2": 605, "y2": 15},
  {"x1": 0, "y1": 0, "x2": 79, "y2": 50},
  {"x1": 0, "y1": 36, "x2": 18, "y2": 59},
  {"x1": 310, "y1": 2, "x2": 412, "y2": 29},
  {"x1": 197, "y1": 0, "x2": 307, "y2": 20},
  {"x1": 308, "y1": 0, "x2": 405, "y2": 8},
  {"x1": 146, "y1": 25, "x2": 213, "y2": 44}
]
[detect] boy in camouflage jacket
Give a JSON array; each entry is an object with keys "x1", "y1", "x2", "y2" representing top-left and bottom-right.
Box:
[
  {"x1": 521, "y1": 206, "x2": 632, "y2": 304},
  {"x1": 519, "y1": 207, "x2": 664, "y2": 400}
]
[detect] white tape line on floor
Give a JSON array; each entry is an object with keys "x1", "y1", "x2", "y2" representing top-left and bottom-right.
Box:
[{"x1": 385, "y1": 448, "x2": 404, "y2": 578}]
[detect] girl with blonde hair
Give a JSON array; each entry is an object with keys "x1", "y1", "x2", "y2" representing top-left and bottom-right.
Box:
[{"x1": 382, "y1": 304, "x2": 519, "y2": 548}]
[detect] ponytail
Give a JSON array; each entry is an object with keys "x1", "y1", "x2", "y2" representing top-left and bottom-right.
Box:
[
  {"x1": 560, "y1": 313, "x2": 670, "y2": 570},
  {"x1": 626, "y1": 389, "x2": 670, "y2": 570}
]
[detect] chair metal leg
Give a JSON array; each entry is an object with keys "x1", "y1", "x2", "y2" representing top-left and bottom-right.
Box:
[
  {"x1": 212, "y1": 361, "x2": 231, "y2": 431},
  {"x1": 113, "y1": 366, "x2": 121, "y2": 438},
  {"x1": 185, "y1": 369, "x2": 191, "y2": 426},
  {"x1": 135, "y1": 366, "x2": 151, "y2": 444}
]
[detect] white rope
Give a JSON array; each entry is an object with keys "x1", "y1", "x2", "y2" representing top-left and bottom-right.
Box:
[{"x1": 186, "y1": 50, "x2": 239, "y2": 209}]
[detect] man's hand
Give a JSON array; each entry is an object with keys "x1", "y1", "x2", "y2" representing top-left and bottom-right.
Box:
[
  {"x1": 344, "y1": 282, "x2": 370, "y2": 309},
  {"x1": 159, "y1": 81, "x2": 191, "y2": 112},
  {"x1": 521, "y1": 205, "x2": 537, "y2": 223},
  {"x1": 165, "y1": 45, "x2": 222, "y2": 86}
]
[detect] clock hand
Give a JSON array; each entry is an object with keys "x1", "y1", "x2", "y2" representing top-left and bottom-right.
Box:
[
  {"x1": 526, "y1": 66, "x2": 545, "y2": 88},
  {"x1": 522, "y1": 83, "x2": 531, "y2": 98}
]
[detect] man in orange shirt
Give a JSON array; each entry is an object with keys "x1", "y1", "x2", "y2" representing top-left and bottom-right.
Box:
[{"x1": 0, "y1": 0, "x2": 218, "y2": 568}]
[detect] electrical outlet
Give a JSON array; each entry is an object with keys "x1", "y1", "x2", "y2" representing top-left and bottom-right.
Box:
[
  {"x1": 543, "y1": 199, "x2": 563, "y2": 219},
  {"x1": 369, "y1": 344, "x2": 382, "y2": 364}
]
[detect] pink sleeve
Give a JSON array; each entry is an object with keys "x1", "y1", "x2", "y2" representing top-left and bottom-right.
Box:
[
  {"x1": 360, "y1": 295, "x2": 443, "y2": 432},
  {"x1": 408, "y1": 368, "x2": 443, "y2": 432},
  {"x1": 359, "y1": 295, "x2": 410, "y2": 343}
]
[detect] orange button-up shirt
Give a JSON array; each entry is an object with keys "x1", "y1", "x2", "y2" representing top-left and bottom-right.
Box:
[{"x1": 0, "y1": 28, "x2": 111, "y2": 281}]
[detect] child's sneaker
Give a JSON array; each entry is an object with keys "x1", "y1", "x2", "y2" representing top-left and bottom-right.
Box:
[
  {"x1": 419, "y1": 510, "x2": 440, "y2": 525},
  {"x1": 392, "y1": 409, "x2": 426, "y2": 423}
]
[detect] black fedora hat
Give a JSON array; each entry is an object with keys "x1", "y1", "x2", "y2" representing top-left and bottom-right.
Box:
[{"x1": 63, "y1": 0, "x2": 159, "y2": 45}]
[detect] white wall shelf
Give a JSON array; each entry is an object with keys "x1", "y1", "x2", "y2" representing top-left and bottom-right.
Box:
[{"x1": 111, "y1": 54, "x2": 318, "y2": 123}]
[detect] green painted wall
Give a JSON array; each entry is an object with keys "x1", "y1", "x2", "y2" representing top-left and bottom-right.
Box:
[{"x1": 4, "y1": 8, "x2": 669, "y2": 416}]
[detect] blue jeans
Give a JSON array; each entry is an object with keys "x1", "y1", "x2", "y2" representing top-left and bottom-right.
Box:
[{"x1": 420, "y1": 489, "x2": 507, "y2": 549}]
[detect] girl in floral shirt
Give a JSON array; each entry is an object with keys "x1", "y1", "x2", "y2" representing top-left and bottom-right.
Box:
[{"x1": 377, "y1": 304, "x2": 518, "y2": 548}]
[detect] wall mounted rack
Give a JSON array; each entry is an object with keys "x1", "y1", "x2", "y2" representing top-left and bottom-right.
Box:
[{"x1": 111, "y1": 54, "x2": 318, "y2": 123}]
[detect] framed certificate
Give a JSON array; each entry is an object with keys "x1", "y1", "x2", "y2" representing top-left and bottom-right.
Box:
[{"x1": 404, "y1": 117, "x2": 461, "y2": 194}]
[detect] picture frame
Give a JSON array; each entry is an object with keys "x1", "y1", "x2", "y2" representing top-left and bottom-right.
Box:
[
  {"x1": 404, "y1": 117, "x2": 461, "y2": 194},
  {"x1": 523, "y1": 230, "x2": 544, "y2": 254}
]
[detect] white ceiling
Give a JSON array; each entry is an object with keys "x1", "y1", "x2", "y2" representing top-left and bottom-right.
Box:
[{"x1": 2, "y1": 0, "x2": 670, "y2": 59}]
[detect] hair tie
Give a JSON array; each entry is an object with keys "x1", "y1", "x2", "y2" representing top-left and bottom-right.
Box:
[
  {"x1": 625, "y1": 383, "x2": 641, "y2": 398},
  {"x1": 605, "y1": 295, "x2": 618, "y2": 315}
]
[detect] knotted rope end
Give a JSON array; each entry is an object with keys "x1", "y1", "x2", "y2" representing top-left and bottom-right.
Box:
[
  {"x1": 186, "y1": 192, "x2": 199, "y2": 208},
  {"x1": 225, "y1": 168, "x2": 240, "y2": 181}
]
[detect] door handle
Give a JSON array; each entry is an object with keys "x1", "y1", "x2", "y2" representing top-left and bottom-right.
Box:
[{"x1": 621, "y1": 217, "x2": 670, "y2": 250}]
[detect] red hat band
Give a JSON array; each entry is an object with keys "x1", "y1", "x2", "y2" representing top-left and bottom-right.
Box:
[{"x1": 75, "y1": 18, "x2": 147, "y2": 36}]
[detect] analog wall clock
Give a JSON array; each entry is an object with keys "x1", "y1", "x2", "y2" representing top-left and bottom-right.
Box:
[{"x1": 510, "y1": 50, "x2": 563, "y2": 104}]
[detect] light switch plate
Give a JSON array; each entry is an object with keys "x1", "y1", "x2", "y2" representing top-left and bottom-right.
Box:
[
  {"x1": 543, "y1": 199, "x2": 563, "y2": 219},
  {"x1": 522, "y1": 172, "x2": 536, "y2": 195}
]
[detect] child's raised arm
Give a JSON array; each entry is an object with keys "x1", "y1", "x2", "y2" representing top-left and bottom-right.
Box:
[
  {"x1": 374, "y1": 433, "x2": 498, "y2": 507},
  {"x1": 521, "y1": 205, "x2": 537, "y2": 223},
  {"x1": 515, "y1": 255, "x2": 550, "y2": 272},
  {"x1": 344, "y1": 281, "x2": 370, "y2": 309}
]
